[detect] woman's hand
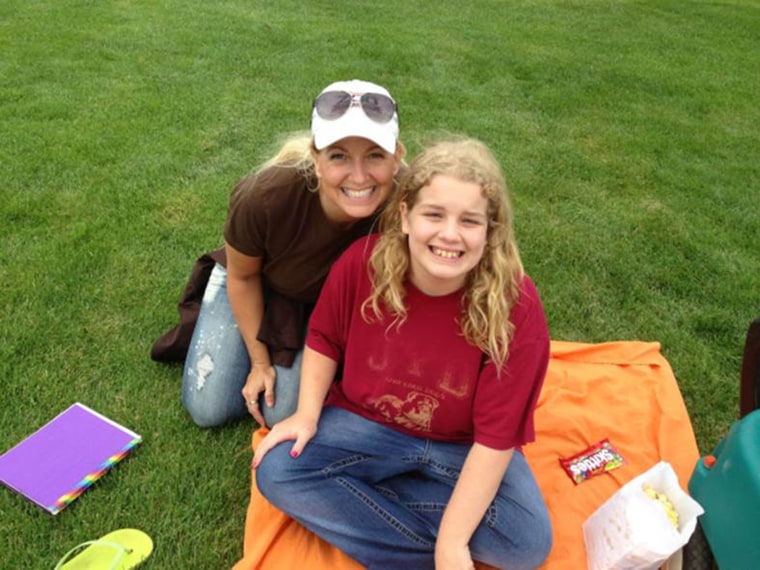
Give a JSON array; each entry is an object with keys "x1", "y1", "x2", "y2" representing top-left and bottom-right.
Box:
[
  {"x1": 435, "y1": 542, "x2": 475, "y2": 570},
  {"x1": 252, "y1": 412, "x2": 318, "y2": 469},
  {"x1": 241, "y1": 362, "x2": 276, "y2": 427}
]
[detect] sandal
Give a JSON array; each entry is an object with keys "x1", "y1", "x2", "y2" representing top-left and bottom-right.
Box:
[{"x1": 55, "y1": 529, "x2": 153, "y2": 569}]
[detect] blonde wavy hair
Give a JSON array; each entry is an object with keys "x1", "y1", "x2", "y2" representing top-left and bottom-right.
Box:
[
  {"x1": 254, "y1": 131, "x2": 318, "y2": 188},
  {"x1": 362, "y1": 137, "x2": 524, "y2": 370}
]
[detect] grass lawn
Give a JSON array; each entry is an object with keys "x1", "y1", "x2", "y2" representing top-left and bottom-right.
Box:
[{"x1": 1, "y1": 1, "x2": 758, "y2": 567}]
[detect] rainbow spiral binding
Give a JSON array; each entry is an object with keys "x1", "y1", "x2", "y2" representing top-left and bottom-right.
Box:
[{"x1": 49, "y1": 437, "x2": 141, "y2": 514}]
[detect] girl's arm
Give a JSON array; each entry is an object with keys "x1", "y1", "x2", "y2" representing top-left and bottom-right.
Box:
[
  {"x1": 435, "y1": 443, "x2": 514, "y2": 570},
  {"x1": 252, "y1": 346, "x2": 337, "y2": 467},
  {"x1": 225, "y1": 241, "x2": 275, "y2": 425}
]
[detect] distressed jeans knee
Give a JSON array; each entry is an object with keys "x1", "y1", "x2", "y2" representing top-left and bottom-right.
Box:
[
  {"x1": 181, "y1": 264, "x2": 250, "y2": 427},
  {"x1": 180, "y1": 264, "x2": 306, "y2": 429}
]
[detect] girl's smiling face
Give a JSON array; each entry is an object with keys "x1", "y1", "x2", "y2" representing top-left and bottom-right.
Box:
[
  {"x1": 400, "y1": 174, "x2": 489, "y2": 296},
  {"x1": 314, "y1": 137, "x2": 402, "y2": 224}
]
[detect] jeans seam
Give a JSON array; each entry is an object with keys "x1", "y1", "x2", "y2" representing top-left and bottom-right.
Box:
[
  {"x1": 405, "y1": 501, "x2": 445, "y2": 513},
  {"x1": 484, "y1": 504, "x2": 498, "y2": 527},
  {"x1": 427, "y1": 459, "x2": 460, "y2": 479},
  {"x1": 373, "y1": 485, "x2": 398, "y2": 500},
  {"x1": 402, "y1": 453, "x2": 424, "y2": 465},
  {"x1": 323, "y1": 454, "x2": 369, "y2": 475},
  {"x1": 335, "y1": 477, "x2": 433, "y2": 547}
]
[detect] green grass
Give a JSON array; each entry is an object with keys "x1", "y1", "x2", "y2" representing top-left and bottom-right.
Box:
[{"x1": 2, "y1": 1, "x2": 758, "y2": 567}]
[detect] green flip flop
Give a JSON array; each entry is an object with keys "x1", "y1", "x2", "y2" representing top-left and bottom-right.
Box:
[{"x1": 55, "y1": 529, "x2": 153, "y2": 570}]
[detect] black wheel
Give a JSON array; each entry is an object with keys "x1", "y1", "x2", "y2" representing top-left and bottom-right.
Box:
[{"x1": 682, "y1": 520, "x2": 716, "y2": 570}]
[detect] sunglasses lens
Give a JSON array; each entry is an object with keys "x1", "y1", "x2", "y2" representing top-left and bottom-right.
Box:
[
  {"x1": 314, "y1": 91, "x2": 396, "y2": 123},
  {"x1": 360, "y1": 93, "x2": 396, "y2": 123},
  {"x1": 315, "y1": 91, "x2": 352, "y2": 120}
]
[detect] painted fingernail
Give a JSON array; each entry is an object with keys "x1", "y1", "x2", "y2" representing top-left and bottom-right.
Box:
[{"x1": 290, "y1": 450, "x2": 299, "y2": 458}]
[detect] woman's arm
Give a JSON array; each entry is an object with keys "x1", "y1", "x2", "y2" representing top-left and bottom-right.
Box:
[
  {"x1": 224, "y1": 241, "x2": 274, "y2": 425},
  {"x1": 252, "y1": 346, "x2": 337, "y2": 467},
  {"x1": 435, "y1": 443, "x2": 515, "y2": 570}
]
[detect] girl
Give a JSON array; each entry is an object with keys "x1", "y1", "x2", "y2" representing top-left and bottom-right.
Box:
[
  {"x1": 181, "y1": 80, "x2": 405, "y2": 428},
  {"x1": 254, "y1": 138, "x2": 552, "y2": 570}
]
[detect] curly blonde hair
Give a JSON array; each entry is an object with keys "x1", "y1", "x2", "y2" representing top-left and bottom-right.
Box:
[{"x1": 362, "y1": 137, "x2": 524, "y2": 370}]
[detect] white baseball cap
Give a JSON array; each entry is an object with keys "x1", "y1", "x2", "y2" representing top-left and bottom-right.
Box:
[{"x1": 311, "y1": 80, "x2": 399, "y2": 154}]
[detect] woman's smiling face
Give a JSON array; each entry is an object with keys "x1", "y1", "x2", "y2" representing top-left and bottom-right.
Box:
[
  {"x1": 400, "y1": 174, "x2": 489, "y2": 296},
  {"x1": 314, "y1": 136, "x2": 401, "y2": 224}
]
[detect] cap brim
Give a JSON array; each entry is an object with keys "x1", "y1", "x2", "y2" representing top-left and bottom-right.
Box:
[{"x1": 312, "y1": 106, "x2": 398, "y2": 154}]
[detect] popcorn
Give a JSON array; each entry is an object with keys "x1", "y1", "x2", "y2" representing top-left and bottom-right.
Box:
[
  {"x1": 583, "y1": 462, "x2": 705, "y2": 570},
  {"x1": 643, "y1": 484, "x2": 679, "y2": 529}
]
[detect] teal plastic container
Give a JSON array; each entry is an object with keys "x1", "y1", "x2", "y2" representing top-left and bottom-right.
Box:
[{"x1": 688, "y1": 409, "x2": 760, "y2": 570}]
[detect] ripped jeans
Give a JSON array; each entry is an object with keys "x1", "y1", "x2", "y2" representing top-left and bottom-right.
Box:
[
  {"x1": 181, "y1": 264, "x2": 302, "y2": 428},
  {"x1": 256, "y1": 407, "x2": 552, "y2": 570}
]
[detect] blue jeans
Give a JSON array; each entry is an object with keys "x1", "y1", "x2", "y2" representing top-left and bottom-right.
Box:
[
  {"x1": 256, "y1": 407, "x2": 552, "y2": 570},
  {"x1": 181, "y1": 264, "x2": 302, "y2": 428}
]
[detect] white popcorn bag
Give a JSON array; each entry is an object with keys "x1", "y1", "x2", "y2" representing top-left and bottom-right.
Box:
[{"x1": 583, "y1": 461, "x2": 705, "y2": 570}]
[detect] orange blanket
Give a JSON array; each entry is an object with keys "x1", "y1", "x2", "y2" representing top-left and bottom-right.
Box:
[{"x1": 233, "y1": 341, "x2": 699, "y2": 570}]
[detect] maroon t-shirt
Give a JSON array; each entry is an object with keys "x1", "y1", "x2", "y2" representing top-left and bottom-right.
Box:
[{"x1": 307, "y1": 235, "x2": 550, "y2": 450}]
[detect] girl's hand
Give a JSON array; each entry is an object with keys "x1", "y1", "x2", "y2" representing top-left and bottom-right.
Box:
[
  {"x1": 252, "y1": 412, "x2": 318, "y2": 469},
  {"x1": 435, "y1": 542, "x2": 475, "y2": 570},
  {"x1": 241, "y1": 363, "x2": 276, "y2": 426}
]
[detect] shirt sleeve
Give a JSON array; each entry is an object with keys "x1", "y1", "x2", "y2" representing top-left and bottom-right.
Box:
[
  {"x1": 223, "y1": 173, "x2": 270, "y2": 257},
  {"x1": 305, "y1": 237, "x2": 371, "y2": 362},
  {"x1": 472, "y1": 276, "x2": 550, "y2": 450}
]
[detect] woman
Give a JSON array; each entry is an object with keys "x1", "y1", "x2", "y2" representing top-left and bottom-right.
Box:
[
  {"x1": 182, "y1": 80, "x2": 405, "y2": 428},
  {"x1": 253, "y1": 138, "x2": 552, "y2": 570}
]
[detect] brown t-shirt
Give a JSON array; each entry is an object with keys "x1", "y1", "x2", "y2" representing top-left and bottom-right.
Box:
[
  {"x1": 224, "y1": 166, "x2": 378, "y2": 304},
  {"x1": 222, "y1": 165, "x2": 380, "y2": 366}
]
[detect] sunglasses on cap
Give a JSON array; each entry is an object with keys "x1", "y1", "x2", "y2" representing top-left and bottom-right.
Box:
[{"x1": 313, "y1": 91, "x2": 397, "y2": 124}]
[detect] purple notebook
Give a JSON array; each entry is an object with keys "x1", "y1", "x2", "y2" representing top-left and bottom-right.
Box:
[{"x1": 0, "y1": 402, "x2": 141, "y2": 515}]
